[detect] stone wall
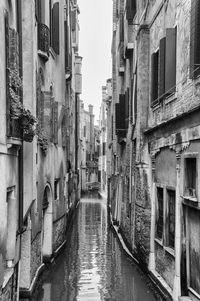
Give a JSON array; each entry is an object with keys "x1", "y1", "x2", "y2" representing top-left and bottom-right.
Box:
[
  {"x1": 0, "y1": 268, "x2": 18, "y2": 301},
  {"x1": 31, "y1": 233, "x2": 41, "y2": 283},
  {"x1": 53, "y1": 216, "x2": 66, "y2": 252}
]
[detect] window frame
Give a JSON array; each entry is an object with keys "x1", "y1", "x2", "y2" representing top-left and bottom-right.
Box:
[
  {"x1": 183, "y1": 153, "x2": 198, "y2": 202},
  {"x1": 155, "y1": 184, "x2": 176, "y2": 254}
]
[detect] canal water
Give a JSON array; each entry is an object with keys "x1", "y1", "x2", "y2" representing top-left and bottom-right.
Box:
[{"x1": 32, "y1": 194, "x2": 160, "y2": 301}]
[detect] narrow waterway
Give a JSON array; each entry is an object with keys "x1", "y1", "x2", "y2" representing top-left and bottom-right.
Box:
[{"x1": 32, "y1": 194, "x2": 160, "y2": 301}]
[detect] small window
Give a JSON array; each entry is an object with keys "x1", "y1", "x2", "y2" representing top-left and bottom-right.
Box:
[
  {"x1": 167, "y1": 189, "x2": 176, "y2": 249},
  {"x1": 184, "y1": 157, "x2": 197, "y2": 198},
  {"x1": 151, "y1": 51, "x2": 159, "y2": 105},
  {"x1": 156, "y1": 187, "x2": 164, "y2": 240},
  {"x1": 54, "y1": 179, "x2": 59, "y2": 201}
]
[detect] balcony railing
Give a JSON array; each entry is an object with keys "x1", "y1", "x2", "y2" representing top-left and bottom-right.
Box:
[{"x1": 38, "y1": 23, "x2": 50, "y2": 61}]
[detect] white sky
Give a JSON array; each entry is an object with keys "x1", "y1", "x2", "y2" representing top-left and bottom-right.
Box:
[{"x1": 78, "y1": 0, "x2": 113, "y2": 123}]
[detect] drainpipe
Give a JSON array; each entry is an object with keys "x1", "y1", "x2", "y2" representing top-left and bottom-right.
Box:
[
  {"x1": 17, "y1": 0, "x2": 24, "y2": 233},
  {"x1": 149, "y1": 155, "x2": 156, "y2": 271},
  {"x1": 173, "y1": 154, "x2": 181, "y2": 300}
]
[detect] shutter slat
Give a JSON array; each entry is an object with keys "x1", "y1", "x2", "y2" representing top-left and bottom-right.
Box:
[
  {"x1": 190, "y1": 0, "x2": 200, "y2": 78},
  {"x1": 125, "y1": 89, "x2": 129, "y2": 129},
  {"x1": 159, "y1": 37, "x2": 166, "y2": 98},
  {"x1": 126, "y1": 0, "x2": 136, "y2": 22},
  {"x1": 52, "y1": 2, "x2": 60, "y2": 55},
  {"x1": 71, "y1": 10, "x2": 76, "y2": 31},
  {"x1": 53, "y1": 101, "x2": 58, "y2": 144},
  {"x1": 165, "y1": 28, "x2": 176, "y2": 95},
  {"x1": 151, "y1": 52, "x2": 159, "y2": 105},
  {"x1": 43, "y1": 91, "x2": 52, "y2": 139}
]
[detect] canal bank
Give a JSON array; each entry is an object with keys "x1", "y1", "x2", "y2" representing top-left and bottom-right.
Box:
[
  {"x1": 28, "y1": 193, "x2": 162, "y2": 301},
  {"x1": 108, "y1": 203, "x2": 172, "y2": 301}
]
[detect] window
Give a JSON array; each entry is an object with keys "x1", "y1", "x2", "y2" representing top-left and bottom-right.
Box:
[
  {"x1": 190, "y1": 0, "x2": 200, "y2": 78},
  {"x1": 6, "y1": 187, "x2": 17, "y2": 267},
  {"x1": 51, "y1": 2, "x2": 60, "y2": 54},
  {"x1": 151, "y1": 50, "x2": 159, "y2": 105},
  {"x1": 83, "y1": 126, "x2": 86, "y2": 137},
  {"x1": 167, "y1": 189, "x2": 175, "y2": 249},
  {"x1": 151, "y1": 28, "x2": 177, "y2": 106},
  {"x1": 54, "y1": 179, "x2": 59, "y2": 201},
  {"x1": 156, "y1": 187, "x2": 164, "y2": 240},
  {"x1": 103, "y1": 142, "x2": 106, "y2": 156},
  {"x1": 156, "y1": 186, "x2": 176, "y2": 250},
  {"x1": 184, "y1": 157, "x2": 197, "y2": 198},
  {"x1": 126, "y1": 0, "x2": 136, "y2": 23}
]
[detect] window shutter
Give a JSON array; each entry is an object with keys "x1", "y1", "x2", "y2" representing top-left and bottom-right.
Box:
[
  {"x1": 64, "y1": 20, "x2": 69, "y2": 69},
  {"x1": 53, "y1": 101, "x2": 58, "y2": 144},
  {"x1": 165, "y1": 28, "x2": 176, "y2": 95},
  {"x1": 43, "y1": 91, "x2": 52, "y2": 139},
  {"x1": 40, "y1": 91, "x2": 44, "y2": 128},
  {"x1": 125, "y1": 88, "x2": 129, "y2": 129},
  {"x1": 119, "y1": 94, "x2": 126, "y2": 132},
  {"x1": 115, "y1": 103, "x2": 120, "y2": 132},
  {"x1": 5, "y1": 11, "x2": 10, "y2": 135},
  {"x1": 120, "y1": 15, "x2": 124, "y2": 43},
  {"x1": 52, "y1": 2, "x2": 60, "y2": 55},
  {"x1": 151, "y1": 52, "x2": 159, "y2": 105},
  {"x1": 126, "y1": 0, "x2": 136, "y2": 22},
  {"x1": 190, "y1": 0, "x2": 200, "y2": 78},
  {"x1": 71, "y1": 10, "x2": 76, "y2": 31},
  {"x1": 35, "y1": 0, "x2": 41, "y2": 22},
  {"x1": 9, "y1": 28, "x2": 19, "y2": 70},
  {"x1": 159, "y1": 37, "x2": 166, "y2": 99}
]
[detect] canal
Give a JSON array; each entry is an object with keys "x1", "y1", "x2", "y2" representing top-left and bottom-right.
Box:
[{"x1": 32, "y1": 194, "x2": 161, "y2": 301}]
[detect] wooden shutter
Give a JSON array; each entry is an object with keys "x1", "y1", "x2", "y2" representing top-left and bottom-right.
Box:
[
  {"x1": 159, "y1": 37, "x2": 166, "y2": 99},
  {"x1": 53, "y1": 101, "x2": 58, "y2": 144},
  {"x1": 35, "y1": 0, "x2": 41, "y2": 22},
  {"x1": 151, "y1": 52, "x2": 159, "y2": 105},
  {"x1": 65, "y1": 20, "x2": 69, "y2": 69},
  {"x1": 190, "y1": 0, "x2": 200, "y2": 78},
  {"x1": 43, "y1": 91, "x2": 52, "y2": 139},
  {"x1": 126, "y1": 0, "x2": 136, "y2": 22},
  {"x1": 115, "y1": 103, "x2": 120, "y2": 132},
  {"x1": 119, "y1": 94, "x2": 126, "y2": 131},
  {"x1": 71, "y1": 10, "x2": 76, "y2": 31},
  {"x1": 120, "y1": 15, "x2": 124, "y2": 43},
  {"x1": 9, "y1": 28, "x2": 19, "y2": 70},
  {"x1": 5, "y1": 11, "x2": 10, "y2": 135},
  {"x1": 165, "y1": 28, "x2": 176, "y2": 95},
  {"x1": 125, "y1": 88, "x2": 129, "y2": 129},
  {"x1": 52, "y1": 2, "x2": 60, "y2": 54}
]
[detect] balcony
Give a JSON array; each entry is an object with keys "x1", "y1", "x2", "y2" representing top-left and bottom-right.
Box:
[{"x1": 38, "y1": 23, "x2": 50, "y2": 62}]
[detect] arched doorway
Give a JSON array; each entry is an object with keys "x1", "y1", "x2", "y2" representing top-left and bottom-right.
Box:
[{"x1": 42, "y1": 184, "x2": 53, "y2": 262}]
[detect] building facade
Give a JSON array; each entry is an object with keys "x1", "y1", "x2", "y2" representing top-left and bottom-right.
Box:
[
  {"x1": 80, "y1": 103, "x2": 99, "y2": 192},
  {"x1": 108, "y1": 0, "x2": 200, "y2": 300},
  {"x1": 0, "y1": 0, "x2": 82, "y2": 300}
]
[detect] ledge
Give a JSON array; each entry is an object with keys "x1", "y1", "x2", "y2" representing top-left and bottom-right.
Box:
[
  {"x1": 38, "y1": 50, "x2": 49, "y2": 62},
  {"x1": 144, "y1": 103, "x2": 200, "y2": 135},
  {"x1": 7, "y1": 137, "x2": 22, "y2": 147}
]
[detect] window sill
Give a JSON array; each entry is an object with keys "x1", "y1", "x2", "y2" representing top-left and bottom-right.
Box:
[
  {"x1": 151, "y1": 102, "x2": 161, "y2": 112},
  {"x1": 164, "y1": 246, "x2": 175, "y2": 257},
  {"x1": 49, "y1": 47, "x2": 56, "y2": 60},
  {"x1": 155, "y1": 239, "x2": 175, "y2": 257},
  {"x1": 155, "y1": 238, "x2": 163, "y2": 247},
  {"x1": 7, "y1": 137, "x2": 22, "y2": 147},
  {"x1": 164, "y1": 92, "x2": 177, "y2": 105},
  {"x1": 182, "y1": 195, "x2": 198, "y2": 203},
  {"x1": 38, "y1": 50, "x2": 49, "y2": 62}
]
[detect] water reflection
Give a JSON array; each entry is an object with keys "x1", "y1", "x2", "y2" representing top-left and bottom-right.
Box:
[{"x1": 32, "y1": 195, "x2": 158, "y2": 301}]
